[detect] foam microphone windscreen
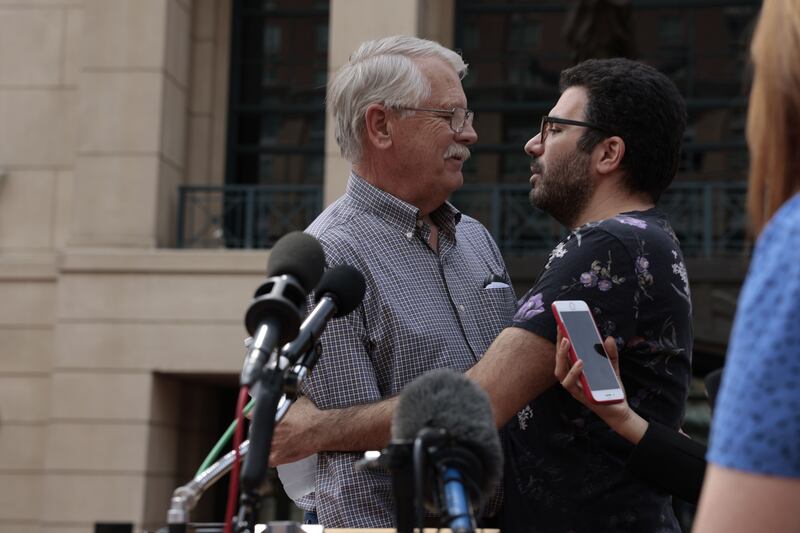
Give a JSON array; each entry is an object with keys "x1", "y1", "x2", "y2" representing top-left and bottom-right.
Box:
[
  {"x1": 266, "y1": 231, "x2": 325, "y2": 292},
  {"x1": 315, "y1": 265, "x2": 366, "y2": 317},
  {"x1": 392, "y1": 368, "x2": 503, "y2": 492}
]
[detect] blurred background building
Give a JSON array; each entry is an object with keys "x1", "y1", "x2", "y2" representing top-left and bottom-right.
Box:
[{"x1": 0, "y1": 0, "x2": 759, "y2": 531}]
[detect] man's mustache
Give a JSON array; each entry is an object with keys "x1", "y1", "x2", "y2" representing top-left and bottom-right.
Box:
[{"x1": 444, "y1": 144, "x2": 471, "y2": 161}]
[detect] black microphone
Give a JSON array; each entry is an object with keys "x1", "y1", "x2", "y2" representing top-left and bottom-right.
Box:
[
  {"x1": 280, "y1": 264, "x2": 366, "y2": 369},
  {"x1": 240, "y1": 231, "x2": 325, "y2": 387},
  {"x1": 392, "y1": 369, "x2": 502, "y2": 533}
]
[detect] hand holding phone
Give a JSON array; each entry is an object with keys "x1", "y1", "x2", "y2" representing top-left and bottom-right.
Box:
[
  {"x1": 551, "y1": 300, "x2": 624, "y2": 404},
  {"x1": 555, "y1": 329, "x2": 653, "y2": 446}
]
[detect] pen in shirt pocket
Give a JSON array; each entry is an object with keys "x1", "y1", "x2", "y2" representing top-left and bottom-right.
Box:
[{"x1": 483, "y1": 273, "x2": 511, "y2": 289}]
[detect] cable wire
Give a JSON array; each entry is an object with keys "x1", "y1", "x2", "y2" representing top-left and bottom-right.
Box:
[
  {"x1": 224, "y1": 386, "x2": 250, "y2": 533},
  {"x1": 195, "y1": 398, "x2": 255, "y2": 477}
]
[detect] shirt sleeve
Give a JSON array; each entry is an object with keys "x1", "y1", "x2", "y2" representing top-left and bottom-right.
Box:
[
  {"x1": 300, "y1": 234, "x2": 382, "y2": 409},
  {"x1": 512, "y1": 227, "x2": 638, "y2": 344},
  {"x1": 626, "y1": 421, "x2": 706, "y2": 504},
  {"x1": 297, "y1": 239, "x2": 394, "y2": 526},
  {"x1": 707, "y1": 204, "x2": 800, "y2": 478}
]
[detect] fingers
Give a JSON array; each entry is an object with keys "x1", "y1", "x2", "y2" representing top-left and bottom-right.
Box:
[
  {"x1": 554, "y1": 337, "x2": 588, "y2": 404},
  {"x1": 561, "y1": 358, "x2": 584, "y2": 390},
  {"x1": 561, "y1": 358, "x2": 587, "y2": 405},
  {"x1": 603, "y1": 336, "x2": 621, "y2": 377},
  {"x1": 554, "y1": 337, "x2": 571, "y2": 380}
]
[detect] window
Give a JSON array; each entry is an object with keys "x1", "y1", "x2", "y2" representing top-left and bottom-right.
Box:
[
  {"x1": 227, "y1": 0, "x2": 329, "y2": 187},
  {"x1": 452, "y1": 0, "x2": 759, "y2": 256},
  {"x1": 217, "y1": 0, "x2": 329, "y2": 247}
]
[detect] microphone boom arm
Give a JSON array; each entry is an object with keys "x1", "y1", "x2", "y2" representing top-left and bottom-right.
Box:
[{"x1": 165, "y1": 353, "x2": 313, "y2": 528}]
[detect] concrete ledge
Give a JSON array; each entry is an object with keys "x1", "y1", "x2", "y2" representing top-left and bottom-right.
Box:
[
  {"x1": 59, "y1": 247, "x2": 271, "y2": 274},
  {"x1": 0, "y1": 252, "x2": 58, "y2": 280}
]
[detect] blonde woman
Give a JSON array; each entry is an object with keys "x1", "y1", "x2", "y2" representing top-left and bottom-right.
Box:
[{"x1": 693, "y1": 0, "x2": 800, "y2": 530}]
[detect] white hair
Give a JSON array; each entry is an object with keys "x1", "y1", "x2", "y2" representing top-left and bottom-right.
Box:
[{"x1": 327, "y1": 35, "x2": 468, "y2": 163}]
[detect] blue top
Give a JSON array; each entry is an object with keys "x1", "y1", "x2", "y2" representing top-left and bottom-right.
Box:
[{"x1": 708, "y1": 193, "x2": 800, "y2": 477}]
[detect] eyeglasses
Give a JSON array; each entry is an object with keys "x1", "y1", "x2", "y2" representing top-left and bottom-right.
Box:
[
  {"x1": 398, "y1": 106, "x2": 475, "y2": 133},
  {"x1": 539, "y1": 115, "x2": 615, "y2": 144}
]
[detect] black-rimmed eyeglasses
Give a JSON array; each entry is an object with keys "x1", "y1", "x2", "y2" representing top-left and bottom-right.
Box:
[
  {"x1": 399, "y1": 106, "x2": 474, "y2": 133},
  {"x1": 539, "y1": 115, "x2": 615, "y2": 144}
]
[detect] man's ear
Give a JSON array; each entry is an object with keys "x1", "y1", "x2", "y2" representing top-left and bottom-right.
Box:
[
  {"x1": 364, "y1": 103, "x2": 393, "y2": 150},
  {"x1": 594, "y1": 135, "x2": 625, "y2": 176}
]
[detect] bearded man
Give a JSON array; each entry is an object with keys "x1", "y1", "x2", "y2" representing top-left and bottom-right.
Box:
[{"x1": 498, "y1": 57, "x2": 692, "y2": 532}]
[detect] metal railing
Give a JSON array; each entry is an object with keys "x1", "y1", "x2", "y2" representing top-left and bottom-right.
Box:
[
  {"x1": 451, "y1": 180, "x2": 749, "y2": 257},
  {"x1": 176, "y1": 184, "x2": 323, "y2": 249},
  {"x1": 176, "y1": 181, "x2": 748, "y2": 257}
]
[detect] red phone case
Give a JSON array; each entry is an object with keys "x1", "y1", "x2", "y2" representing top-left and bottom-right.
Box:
[{"x1": 551, "y1": 302, "x2": 623, "y2": 405}]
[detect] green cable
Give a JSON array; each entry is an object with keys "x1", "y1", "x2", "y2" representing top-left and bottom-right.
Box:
[{"x1": 195, "y1": 398, "x2": 256, "y2": 477}]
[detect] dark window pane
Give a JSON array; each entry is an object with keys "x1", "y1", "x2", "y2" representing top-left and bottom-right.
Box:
[
  {"x1": 227, "y1": 1, "x2": 329, "y2": 187},
  {"x1": 454, "y1": 0, "x2": 758, "y2": 257}
]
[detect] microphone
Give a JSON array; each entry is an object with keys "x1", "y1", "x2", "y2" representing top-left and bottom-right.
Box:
[
  {"x1": 240, "y1": 231, "x2": 325, "y2": 387},
  {"x1": 280, "y1": 264, "x2": 366, "y2": 369},
  {"x1": 392, "y1": 369, "x2": 502, "y2": 533}
]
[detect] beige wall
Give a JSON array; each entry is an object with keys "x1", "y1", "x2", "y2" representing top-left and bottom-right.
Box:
[
  {"x1": 186, "y1": 0, "x2": 230, "y2": 188},
  {"x1": 0, "y1": 0, "x2": 450, "y2": 531},
  {"x1": 69, "y1": 0, "x2": 192, "y2": 249},
  {"x1": 48, "y1": 248, "x2": 267, "y2": 532},
  {"x1": 0, "y1": 1, "x2": 82, "y2": 531}
]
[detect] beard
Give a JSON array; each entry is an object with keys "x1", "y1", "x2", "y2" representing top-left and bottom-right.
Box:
[{"x1": 529, "y1": 150, "x2": 593, "y2": 228}]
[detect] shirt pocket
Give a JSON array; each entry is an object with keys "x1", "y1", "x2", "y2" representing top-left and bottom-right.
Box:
[{"x1": 475, "y1": 285, "x2": 516, "y2": 350}]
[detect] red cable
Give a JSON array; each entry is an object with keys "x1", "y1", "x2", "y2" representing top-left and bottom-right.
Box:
[{"x1": 224, "y1": 386, "x2": 250, "y2": 533}]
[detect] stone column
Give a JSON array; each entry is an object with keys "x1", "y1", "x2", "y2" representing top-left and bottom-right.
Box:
[{"x1": 69, "y1": 0, "x2": 191, "y2": 248}]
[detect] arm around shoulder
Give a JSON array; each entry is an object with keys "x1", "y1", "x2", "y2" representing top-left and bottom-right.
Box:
[
  {"x1": 271, "y1": 395, "x2": 398, "y2": 465},
  {"x1": 467, "y1": 326, "x2": 558, "y2": 427}
]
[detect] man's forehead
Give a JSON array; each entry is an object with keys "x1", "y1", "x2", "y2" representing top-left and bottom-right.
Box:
[
  {"x1": 549, "y1": 86, "x2": 588, "y2": 119},
  {"x1": 415, "y1": 56, "x2": 467, "y2": 107}
]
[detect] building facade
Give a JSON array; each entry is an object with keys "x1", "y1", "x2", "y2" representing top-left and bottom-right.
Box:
[{"x1": 0, "y1": 1, "x2": 756, "y2": 531}]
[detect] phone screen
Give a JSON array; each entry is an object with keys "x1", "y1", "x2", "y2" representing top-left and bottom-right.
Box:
[{"x1": 559, "y1": 310, "x2": 619, "y2": 391}]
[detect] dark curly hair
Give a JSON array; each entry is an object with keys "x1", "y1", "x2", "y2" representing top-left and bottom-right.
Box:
[{"x1": 560, "y1": 58, "x2": 686, "y2": 202}]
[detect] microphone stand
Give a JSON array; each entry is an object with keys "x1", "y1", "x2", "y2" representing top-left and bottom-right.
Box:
[
  {"x1": 238, "y1": 359, "x2": 284, "y2": 531},
  {"x1": 166, "y1": 347, "x2": 319, "y2": 533}
]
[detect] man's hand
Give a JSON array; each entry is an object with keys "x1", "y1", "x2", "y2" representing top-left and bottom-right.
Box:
[{"x1": 270, "y1": 396, "x2": 322, "y2": 466}]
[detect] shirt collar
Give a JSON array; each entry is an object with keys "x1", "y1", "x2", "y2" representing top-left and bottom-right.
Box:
[{"x1": 346, "y1": 172, "x2": 462, "y2": 234}]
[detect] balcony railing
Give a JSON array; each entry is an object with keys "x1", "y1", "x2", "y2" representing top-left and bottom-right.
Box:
[
  {"x1": 177, "y1": 181, "x2": 748, "y2": 257},
  {"x1": 176, "y1": 184, "x2": 323, "y2": 249},
  {"x1": 451, "y1": 181, "x2": 749, "y2": 257}
]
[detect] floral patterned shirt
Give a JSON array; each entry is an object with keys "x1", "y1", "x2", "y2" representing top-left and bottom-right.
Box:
[{"x1": 503, "y1": 208, "x2": 693, "y2": 533}]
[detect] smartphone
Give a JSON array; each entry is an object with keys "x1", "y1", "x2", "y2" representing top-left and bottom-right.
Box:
[{"x1": 551, "y1": 300, "x2": 624, "y2": 404}]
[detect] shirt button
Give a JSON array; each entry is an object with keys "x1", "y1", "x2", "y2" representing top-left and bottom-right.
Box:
[
  {"x1": 405, "y1": 231, "x2": 414, "y2": 239},
  {"x1": 458, "y1": 304, "x2": 465, "y2": 312}
]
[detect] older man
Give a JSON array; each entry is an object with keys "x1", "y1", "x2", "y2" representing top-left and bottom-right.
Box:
[
  {"x1": 275, "y1": 57, "x2": 693, "y2": 532},
  {"x1": 272, "y1": 36, "x2": 516, "y2": 527}
]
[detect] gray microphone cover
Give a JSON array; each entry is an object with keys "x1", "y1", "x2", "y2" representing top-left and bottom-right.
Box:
[
  {"x1": 392, "y1": 368, "x2": 503, "y2": 491},
  {"x1": 266, "y1": 231, "x2": 325, "y2": 292}
]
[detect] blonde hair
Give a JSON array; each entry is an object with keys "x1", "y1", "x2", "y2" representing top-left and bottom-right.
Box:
[
  {"x1": 746, "y1": 0, "x2": 800, "y2": 233},
  {"x1": 327, "y1": 36, "x2": 467, "y2": 163}
]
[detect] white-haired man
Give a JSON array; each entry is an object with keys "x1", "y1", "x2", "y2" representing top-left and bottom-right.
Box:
[{"x1": 270, "y1": 36, "x2": 516, "y2": 527}]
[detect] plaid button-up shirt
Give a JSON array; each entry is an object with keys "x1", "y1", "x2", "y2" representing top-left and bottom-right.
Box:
[{"x1": 297, "y1": 173, "x2": 516, "y2": 527}]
